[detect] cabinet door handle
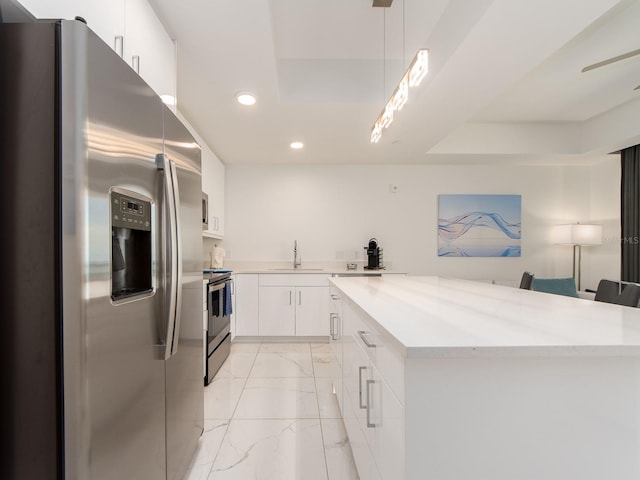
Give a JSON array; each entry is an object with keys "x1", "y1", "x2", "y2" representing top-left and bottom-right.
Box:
[
  {"x1": 358, "y1": 366, "x2": 367, "y2": 409},
  {"x1": 330, "y1": 294, "x2": 340, "y2": 300},
  {"x1": 289, "y1": 290, "x2": 292, "y2": 305},
  {"x1": 330, "y1": 313, "x2": 339, "y2": 340},
  {"x1": 366, "y1": 379, "x2": 376, "y2": 428},
  {"x1": 114, "y1": 35, "x2": 124, "y2": 57},
  {"x1": 329, "y1": 313, "x2": 336, "y2": 339},
  {"x1": 132, "y1": 55, "x2": 140, "y2": 74},
  {"x1": 298, "y1": 290, "x2": 301, "y2": 306},
  {"x1": 358, "y1": 330, "x2": 376, "y2": 348}
]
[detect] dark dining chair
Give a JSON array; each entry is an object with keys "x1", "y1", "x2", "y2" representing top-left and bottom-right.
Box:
[
  {"x1": 594, "y1": 279, "x2": 640, "y2": 307},
  {"x1": 519, "y1": 271, "x2": 534, "y2": 290},
  {"x1": 531, "y1": 277, "x2": 578, "y2": 297}
]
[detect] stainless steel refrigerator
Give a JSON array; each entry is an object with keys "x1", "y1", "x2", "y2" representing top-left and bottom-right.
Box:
[{"x1": 0, "y1": 19, "x2": 204, "y2": 480}]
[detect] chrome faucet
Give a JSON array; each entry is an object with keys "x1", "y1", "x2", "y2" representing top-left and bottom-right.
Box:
[{"x1": 293, "y1": 240, "x2": 301, "y2": 269}]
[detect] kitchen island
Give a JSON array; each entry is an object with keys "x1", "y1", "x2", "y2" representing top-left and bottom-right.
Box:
[{"x1": 329, "y1": 275, "x2": 640, "y2": 480}]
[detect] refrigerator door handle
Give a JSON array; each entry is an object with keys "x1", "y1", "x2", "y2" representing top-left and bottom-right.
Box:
[
  {"x1": 157, "y1": 153, "x2": 182, "y2": 359},
  {"x1": 168, "y1": 155, "x2": 183, "y2": 356}
]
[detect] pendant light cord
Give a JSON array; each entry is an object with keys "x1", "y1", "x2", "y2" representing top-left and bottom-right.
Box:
[
  {"x1": 403, "y1": 0, "x2": 406, "y2": 71},
  {"x1": 383, "y1": 1, "x2": 406, "y2": 99},
  {"x1": 383, "y1": 8, "x2": 386, "y2": 101}
]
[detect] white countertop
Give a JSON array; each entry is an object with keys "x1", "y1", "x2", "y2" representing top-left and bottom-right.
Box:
[
  {"x1": 233, "y1": 268, "x2": 395, "y2": 275},
  {"x1": 329, "y1": 275, "x2": 640, "y2": 358},
  {"x1": 220, "y1": 262, "x2": 403, "y2": 275}
]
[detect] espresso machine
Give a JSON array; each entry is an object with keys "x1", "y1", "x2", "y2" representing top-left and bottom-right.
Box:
[{"x1": 364, "y1": 238, "x2": 384, "y2": 270}]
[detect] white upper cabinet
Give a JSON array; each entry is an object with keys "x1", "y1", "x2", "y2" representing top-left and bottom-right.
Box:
[
  {"x1": 20, "y1": 0, "x2": 125, "y2": 54},
  {"x1": 17, "y1": 0, "x2": 175, "y2": 101},
  {"x1": 123, "y1": 0, "x2": 175, "y2": 100},
  {"x1": 201, "y1": 145, "x2": 225, "y2": 238},
  {"x1": 80, "y1": 0, "x2": 125, "y2": 54},
  {"x1": 176, "y1": 113, "x2": 225, "y2": 239},
  {"x1": 17, "y1": 0, "x2": 125, "y2": 54}
]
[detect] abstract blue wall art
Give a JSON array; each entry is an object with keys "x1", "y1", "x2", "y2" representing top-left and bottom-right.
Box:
[{"x1": 438, "y1": 194, "x2": 521, "y2": 257}]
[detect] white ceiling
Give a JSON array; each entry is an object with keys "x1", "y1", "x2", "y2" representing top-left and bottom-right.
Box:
[{"x1": 149, "y1": 0, "x2": 640, "y2": 165}]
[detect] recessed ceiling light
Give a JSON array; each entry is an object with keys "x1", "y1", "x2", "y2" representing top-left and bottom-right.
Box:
[
  {"x1": 290, "y1": 141, "x2": 304, "y2": 149},
  {"x1": 236, "y1": 92, "x2": 256, "y2": 106}
]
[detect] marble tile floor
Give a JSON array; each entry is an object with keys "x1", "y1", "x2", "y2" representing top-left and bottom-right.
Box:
[{"x1": 185, "y1": 342, "x2": 359, "y2": 480}]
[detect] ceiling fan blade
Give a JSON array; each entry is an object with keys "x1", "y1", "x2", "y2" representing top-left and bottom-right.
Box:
[{"x1": 582, "y1": 48, "x2": 640, "y2": 72}]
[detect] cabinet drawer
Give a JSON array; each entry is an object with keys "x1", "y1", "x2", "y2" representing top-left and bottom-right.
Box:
[
  {"x1": 259, "y1": 273, "x2": 329, "y2": 287},
  {"x1": 347, "y1": 297, "x2": 405, "y2": 405},
  {"x1": 329, "y1": 286, "x2": 342, "y2": 312}
]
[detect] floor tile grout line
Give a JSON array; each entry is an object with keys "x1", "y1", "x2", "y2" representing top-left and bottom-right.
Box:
[
  {"x1": 316, "y1": 398, "x2": 331, "y2": 479},
  {"x1": 206, "y1": 347, "x2": 259, "y2": 478},
  {"x1": 203, "y1": 419, "x2": 231, "y2": 480},
  {"x1": 311, "y1": 343, "x2": 332, "y2": 480},
  {"x1": 201, "y1": 341, "x2": 347, "y2": 479},
  {"x1": 226, "y1": 348, "x2": 258, "y2": 420}
]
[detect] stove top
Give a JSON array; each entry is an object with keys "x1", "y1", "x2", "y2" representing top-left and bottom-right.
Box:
[{"x1": 204, "y1": 270, "x2": 232, "y2": 284}]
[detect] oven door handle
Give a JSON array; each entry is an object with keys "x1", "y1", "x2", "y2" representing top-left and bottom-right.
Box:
[
  {"x1": 207, "y1": 282, "x2": 226, "y2": 311},
  {"x1": 208, "y1": 282, "x2": 226, "y2": 293}
]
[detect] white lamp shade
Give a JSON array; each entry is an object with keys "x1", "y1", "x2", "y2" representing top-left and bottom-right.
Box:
[{"x1": 553, "y1": 224, "x2": 602, "y2": 246}]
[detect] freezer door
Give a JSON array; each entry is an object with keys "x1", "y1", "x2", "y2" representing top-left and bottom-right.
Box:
[
  {"x1": 0, "y1": 21, "x2": 62, "y2": 480},
  {"x1": 60, "y1": 21, "x2": 167, "y2": 480},
  {"x1": 162, "y1": 105, "x2": 204, "y2": 480}
]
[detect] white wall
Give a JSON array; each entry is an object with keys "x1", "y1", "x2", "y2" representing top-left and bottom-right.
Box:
[{"x1": 224, "y1": 158, "x2": 619, "y2": 289}]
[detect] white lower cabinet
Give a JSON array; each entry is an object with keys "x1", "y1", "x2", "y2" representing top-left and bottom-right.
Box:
[
  {"x1": 296, "y1": 286, "x2": 330, "y2": 336},
  {"x1": 339, "y1": 296, "x2": 404, "y2": 480},
  {"x1": 328, "y1": 287, "x2": 344, "y2": 412},
  {"x1": 342, "y1": 323, "x2": 379, "y2": 480},
  {"x1": 233, "y1": 274, "x2": 259, "y2": 336},
  {"x1": 258, "y1": 286, "x2": 296, "y2": 336},
  {"x1": 257, "y1": 274, "x2": 329, "y2": 337},
  {"x1": 368, "y1": 363, "x2": 404, "y2": 480},
  {"x1": 259, "y1": 286, "x2": 329, "y2": 336},
  {"x1": 233, "y1": 273, "x2": 330, "y2": 338}
]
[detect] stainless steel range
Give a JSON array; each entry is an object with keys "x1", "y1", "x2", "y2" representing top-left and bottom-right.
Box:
[{"x1": 205, "y1": 272, "x2": 233, "y2": 384}]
